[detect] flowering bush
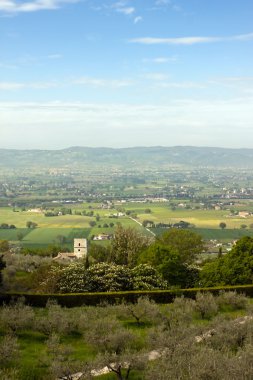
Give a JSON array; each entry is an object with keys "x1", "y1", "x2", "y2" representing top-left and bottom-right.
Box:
[{"x1": 41, "y1": 262, "x2": 168, "y2": 293}]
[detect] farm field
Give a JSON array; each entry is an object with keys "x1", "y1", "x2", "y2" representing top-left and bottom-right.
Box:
[
  {"x1": 154, "y1": 227, "x2": 253, "y2": 241},
  {"x1": 134, "y1": 206, "x2": 249, "y2": 228},
  {"x1": 1, "y1": 203, "x2": 253, "y2": 247},
  {"x1": 119, "y1": 202, "x2": 253, "y2": 229}
]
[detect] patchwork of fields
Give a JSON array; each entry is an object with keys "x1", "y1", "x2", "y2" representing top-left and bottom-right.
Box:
[{"x1": 1, "y1": 203, "x2": 253, "y2": 247}]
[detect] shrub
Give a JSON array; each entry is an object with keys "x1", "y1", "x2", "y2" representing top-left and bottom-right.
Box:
[
  {"x1": 86, "y1": 263, "x2": 133, "y2": 292},
  {"x1": 0, "y1": 368, "x2": 19, "y2": 380},
  {"x1": 117, "y1": 297, "x2": 162, "y2": 326},
  {"x1": 166, "y1": 296, "x2": 196, "y2": 327},
  {"x1": 131, "y1": 264, "x2": 167, "y2": 290},
  {"x1": 0, "y1": 335, "x2": 19, "y2": 365},
  {"x1": 206, "y1": 318, "x2": 251, "y2": 352},
  {"x1": 216, "y1": 291, "x2": 248, "y2": 311},
  {"x1": 84, "y1": 316, "x2": 136, "y2": 354},
  {"x1": 36, "y1": 300, "x2": 74, "y2": 336},
  {"x1": 195, "y1": 292, "x2": 218, "y2": 319},
  {"x1": 0, "y1": 298, "x2": 35, "y2": 333}
]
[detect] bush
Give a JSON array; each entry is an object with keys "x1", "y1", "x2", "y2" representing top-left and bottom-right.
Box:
[
  {"x1": 117, "y1": 297, "x2": 162, "y2": 326},
  {"x1": 131, "y1": 264, "x2": 167, "y2": 290},
  {"x1": 0, "y1": 335, "x2": 19, "y2": 365},
  {"x1": 216, "y1": 291, "x2": 248, "y2": 311},
  {"x1": 195, "y1": 292, "x2": 218, "y2": 319},
  {"x1": 206, "y1": 318, "x2": 251, "y2": 352},
  {"x1": 0, "y1": 240, "x2": 9, "y2": 253},
  {"x1": 0, "y1": 368, "x2": 19, "y2": 380},
  {"x1": 86, "y1": 263, "x2": 133, "y2": 292},
  {"x1": 36, "y1": 301, "x2": 73, "y2": 336},
  {"x1": 0, "y1": 298, "x2": 35, "y2": 333},
  {"x1": 166, "y1": 296, "x2": 196, "y2": 327},
  {"x1": 84, "y1": 316, "x2": 136, "y2": 354}
]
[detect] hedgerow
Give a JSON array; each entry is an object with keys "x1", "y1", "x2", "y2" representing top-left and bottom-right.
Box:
[{"x1": 1, "y1": 284, "x2": 253, "y2": 307}]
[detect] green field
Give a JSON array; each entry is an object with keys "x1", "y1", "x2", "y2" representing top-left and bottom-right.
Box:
[
  {"x1": 121, "y1": 203, "x2": 253, "y2": 229},
  {"x1": 21, "y1": 228, "x2": 91, "y2": 248},
  {"x1": 1, "y1": 204, "x2": 253, "y2": 247},
  {"x1": 0, "y1": 228, "x2": 30, "y2": 241},
  {"x1": 153, "y1": 227, "x2": 253, "y2": 241},
  {"x1": 2, "y1": 204, "x2": 253, "y2": 229}
]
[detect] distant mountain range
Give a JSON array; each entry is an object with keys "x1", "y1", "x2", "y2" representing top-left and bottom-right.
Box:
[{"x1": 1, "y1": 146, "x2": 253, "y2": 169}]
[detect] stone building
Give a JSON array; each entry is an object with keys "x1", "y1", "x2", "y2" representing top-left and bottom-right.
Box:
[
  {"x1": 74, "y1": 238, "x2": 88, "y2": 258},
  {"x1": 54, "y1": 238, "x2": 88, "y2": 261}
]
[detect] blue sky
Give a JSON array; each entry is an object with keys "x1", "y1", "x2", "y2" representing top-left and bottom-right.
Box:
[{"x1": 1, "y1": 0, "x2": 253, "y2": 149}]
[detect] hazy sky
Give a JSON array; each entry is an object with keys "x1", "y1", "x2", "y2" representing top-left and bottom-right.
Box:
[{"x1": 1, "y1": 0, "x2": 253, "y2": 149}]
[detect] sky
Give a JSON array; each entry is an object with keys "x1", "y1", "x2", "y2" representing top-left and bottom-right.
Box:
[{"x1": 0, "y1": 0, "x2": 253, "y2": 149}]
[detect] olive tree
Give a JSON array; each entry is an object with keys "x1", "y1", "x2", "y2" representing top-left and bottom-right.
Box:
[
  {"x1": 84, "y1": 316, "x2": 136, "y2": 354},
  {"x1": 0, "y1": 298, "x2": 35, "y2": 333}
]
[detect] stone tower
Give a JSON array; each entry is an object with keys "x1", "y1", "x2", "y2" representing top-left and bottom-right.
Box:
[{"x1": 74, "y1": 238, "x2": 88, "y2": 259}]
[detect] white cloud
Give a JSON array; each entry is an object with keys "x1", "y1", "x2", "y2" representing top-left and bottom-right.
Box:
[
  {"x1": 111, "y1": 1, "x2": 135, "y2": 14},
  {"x1": 0, "y1": 76, "x2": 133, "y2": 91},
  {"x1": 134, "y1": 16, "x2": 142, "y2": 24},
  {"x1": 130, "y1": 36, "x2": 222, "y2": 45},
  {"x1": 0, "y1": 82, "x2": 25, "y2": 90},
  {"x1": 0, "y1": 81, "x2": 58, "y2": 90},
  {"x1": 1, "y1": 75, "x2": 251, "y2": 94},
  {"x1": 152, "y1": 0, "x2": 182, "y2": 12},
  {"x1": 0, "y1": 0, "x2": 79, "y2": 13},
  {"x1": 116, "y1": 6, "x2": 135, "y2": 15},
  {"x1": 208, "y1": 76, "x2": 253, "y2": 95},
  {"x1": 129, "y1": 32, "x2": 253, "y2": 45},
  {"x1": 234, "y1": 33, "x2": 253, "y2": 41},
  {"x1": 143, "y1": 73, "x2": 169, "y2": 81},
  {"x1": 0, "y1": 54, "x2": 62, "y2": 71},
  {"x1": 88, "y1": 1, "x2": 142, "y2": 23},
  {"x1": 143, "y1": 56, "x2": 178, "y2": 63},
  {"x1": 72, "y1": 76, "x2": 134, "y2": 88},
  {"x1": 210, "y1": 76, "x2": 253, "y2": 84},
  {"x1": 155, "y1": 0, "x2": 171, "y2": 5},
  {"x1": 1, "y1": 97, "x2": 253, "y2": 149},
  {"x1": 158, "y1": 81, "x2": 206, "y2": 89},
  {"x1": 47, "y1": 54, "x2": 62, "y2": 60}
]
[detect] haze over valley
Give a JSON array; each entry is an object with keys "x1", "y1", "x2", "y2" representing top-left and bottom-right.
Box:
[{"x1": 1, "y1": 1, "x2": 253, "y2": 379}]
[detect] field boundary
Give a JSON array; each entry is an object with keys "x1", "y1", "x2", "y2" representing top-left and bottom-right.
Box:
[{"x1": 1, "y1": 284, "x2": 253, "y2": 307}]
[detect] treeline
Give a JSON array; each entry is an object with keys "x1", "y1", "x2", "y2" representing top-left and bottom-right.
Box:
[
  {"x1": 200, "y1": 236, "x2": 253, "y2": 286},
  {"x1": 0, "y1": 223, "x2": 16, "y2": 229},
  {"x1": 2, "y1": 225, "x2": 253, "y2": 294},
  {"x1": 142, "y1": 220, "x2": 192, "y2": 228},
  {"x1": 0, "y1": 226, "x2": 203, "y2": 293},
  {"x1": 36, "y1": 231, "x2": 253, "y2": 293}
]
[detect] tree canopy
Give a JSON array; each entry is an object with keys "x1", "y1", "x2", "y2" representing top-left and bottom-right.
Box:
[
  {"x1": 157, "y1": 228, "x2": 205, "y2": 264},
  {"x1": 0, "y1": 240, "x2": 9, "y2": 253},
  {"x1": 109, "y1": 224, "x2": 151, "y2": 267},
  {"x1": 200, "y1": 236, "x2": 253, "y2": 286},
  {"x1": 40, "y1": 262, "x2": 167, "y2": 293},
  {"x1": 138, "y1": 243, "x2": 198, "y2": 288}
]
